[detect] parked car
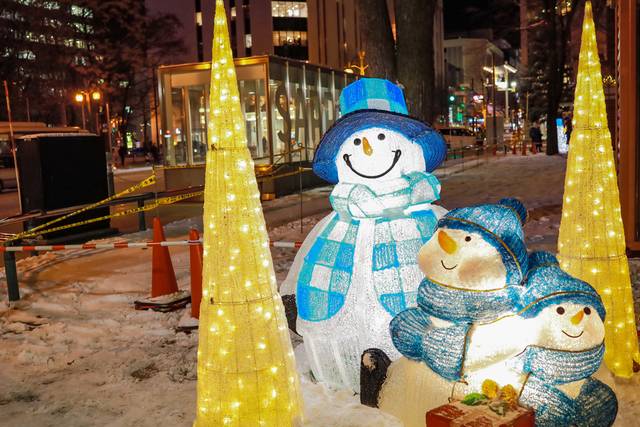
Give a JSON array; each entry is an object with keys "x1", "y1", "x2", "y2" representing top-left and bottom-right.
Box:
[{"x1": 436, "y1": 127, "x2": 479, "y2": 150}]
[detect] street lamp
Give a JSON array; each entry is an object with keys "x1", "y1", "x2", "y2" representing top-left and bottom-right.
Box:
[
  {"x1": 74, "y1": 92, "x2": 86, "y2": 130},
  {"x1": 75, "y1": 90, "x2": 102, "y2": 132}
]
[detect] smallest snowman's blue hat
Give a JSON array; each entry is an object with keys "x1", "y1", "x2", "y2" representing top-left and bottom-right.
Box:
[
  {"x1": 518, "y1": 252, "x2": 606, "y2": 320},
  {"x1": 438, "y1": 198, "x2": 529, "y2": 286},
  {"x1": 313, "y1": 78, "x2": 447, "y2": 184}
]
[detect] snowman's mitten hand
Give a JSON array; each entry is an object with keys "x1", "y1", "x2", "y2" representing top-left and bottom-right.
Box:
[
  {"x1": 403, "y1": 171, "x2": 442, "y2": 204},
  {"x1": 421, "y1": 323, "x2": 471, "y2": 382},
  {"x1": 389, "y1": 307, "x2": 433, "y2": 360},
  {"x1": 330, "y1": 183, "x2": 386, "y2": 218},
  {"x1": 348, "y1": 184, "x2": 387, "y2": 217}
]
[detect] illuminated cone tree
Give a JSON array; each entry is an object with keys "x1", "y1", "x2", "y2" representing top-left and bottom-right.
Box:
[
  {"x1": 195, "y1": 1, "x2": 304, "y2": 425},
  {"x1": 558, "y1": 1, "x2": 640, "y2": 378}
]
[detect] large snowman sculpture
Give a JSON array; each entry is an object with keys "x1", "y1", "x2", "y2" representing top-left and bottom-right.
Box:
[{"x1": 281, "y1": 78, "x2": 447, "y2": 391}]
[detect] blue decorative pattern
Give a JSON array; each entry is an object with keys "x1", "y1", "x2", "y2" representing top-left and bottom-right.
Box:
[
  {"x1": 340, "y1": 78, "x2": 408, "y2": 115},
  {"x1": 518, "y1": 345, "x2": 604, "y2": 385},
  {"x1": 389, "y1": 305, "x2": 471, "y2": 381},
  {"x1": 416, "y1": 278, "x2": 522, "y2": 323},
  {"x1": 519, "y1": 376, "x2": 617, "y2": 427},
  {"x1": 296, "y1": 172, "x2": 441, "y2": 321},
  {"x1": 518, "y1": 258, "x2": 606, "y2": 320},
  {"x1": 297, "y1": 215, "x2": 357, "y2": 321}
]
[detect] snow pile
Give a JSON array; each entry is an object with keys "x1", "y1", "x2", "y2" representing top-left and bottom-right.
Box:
[{"x1": 1, "y1": 154, "x2": 639, "y2": 426}]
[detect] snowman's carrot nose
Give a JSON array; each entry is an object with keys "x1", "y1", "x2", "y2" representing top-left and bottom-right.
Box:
[
  {"x1": 571, "y1": 310, "x2": 585, "y2": 325},
  {"x1": 438, "y1": 230, "x2": 457, "y2": 254},
  {"x1": 362, "y1": 137, "x2": 373, "y2": 156}
]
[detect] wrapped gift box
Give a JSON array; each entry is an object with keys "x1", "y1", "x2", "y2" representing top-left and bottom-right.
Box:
[{"x1": 426, "y1": 401, "x2": 534, "y2": 427}]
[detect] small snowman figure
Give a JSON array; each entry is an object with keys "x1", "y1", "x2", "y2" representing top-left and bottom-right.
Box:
[
  {"x1": 366, "y1": 199, "x2": 535, "y2": 427},
  {"x1": 281, "y1": 78, "x2": 447, "y2": 391},
  {"x1": 514, "y1": 256, "x2": 618, "y2": 426}
]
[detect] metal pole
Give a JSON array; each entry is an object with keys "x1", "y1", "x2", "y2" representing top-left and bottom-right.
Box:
[
  {"x1": 505, "y1": 69, "x2": 509, "y2": 128},
  {"x1": 4, "y1": 80, "x2": 22, "y2": 213},
  {"x1": 106, "y1": 102, "x2": 112, "y2": 147},
  {"x1": 137, "y1": 199, "x2": 147, "y2": 231},
  {"x1": 26, "y1": 96, "x2": 31, "y2": 122},
  {"x1": 81, "y1": 99, "x2": 86, "y2": 130},
  {"x1": 492, "y1": 55, "x2": 498, "y2": 152},
  {"x1": 4, "y1": 250, "x2": 20, "y2": 301}
]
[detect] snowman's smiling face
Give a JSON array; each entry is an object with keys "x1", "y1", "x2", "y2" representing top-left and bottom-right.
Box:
[
  {"x1": 417, "y1": 227, "x2": 507, "y2": 290},
  {"x1": 534, "y1": 302, "x2": 604, "y2": 351},
  {"x1": 336, "y1": 127, "x2": 425, "y2": 184}
]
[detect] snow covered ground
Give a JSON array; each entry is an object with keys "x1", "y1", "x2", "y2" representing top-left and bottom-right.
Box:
[{"x1": 1, "y1": 153, "x2": 638, "y2": 426}]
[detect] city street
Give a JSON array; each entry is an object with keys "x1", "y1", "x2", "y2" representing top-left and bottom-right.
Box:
[{"x1": 2, "y1": 153, "x2": 638, "y2": 427}]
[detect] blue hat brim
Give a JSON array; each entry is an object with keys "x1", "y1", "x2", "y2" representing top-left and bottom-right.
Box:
[{"x1": 312, "y1": 110, "x2": 447, "y2": 184}]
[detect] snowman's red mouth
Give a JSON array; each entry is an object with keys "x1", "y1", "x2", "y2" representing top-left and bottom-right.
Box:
[
  {"x1": 562, "y1": 330, "x2": 584, "y2": 339},
  {"x1": 343, "y1": 150, "x2": 402, "y2": 179}
]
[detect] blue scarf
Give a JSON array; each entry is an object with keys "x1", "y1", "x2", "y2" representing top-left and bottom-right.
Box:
[
  {"x1": 416, "y1": 277, "x2": 521, "y2": 323},
  {"x1": 519, "y1": 344, "x2": 604, "y2": 385}
]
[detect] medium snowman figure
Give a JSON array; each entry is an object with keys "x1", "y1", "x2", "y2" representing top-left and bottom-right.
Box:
[
  {"x1": 369, "y1": 200, "x2": 533, "y2": 426},
  {"x1": 281, "y1": 78, "x2": 447, "y2": 391}
]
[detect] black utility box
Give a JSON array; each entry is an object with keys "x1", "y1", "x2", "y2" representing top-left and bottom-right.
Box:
[{"x1": 16, "y1": 133, "x2": 112, "y2": 241}]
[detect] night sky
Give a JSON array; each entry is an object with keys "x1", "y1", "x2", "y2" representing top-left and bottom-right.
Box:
[{"x1": 444, "y1": 0, "x2": 521, "y2": 48}]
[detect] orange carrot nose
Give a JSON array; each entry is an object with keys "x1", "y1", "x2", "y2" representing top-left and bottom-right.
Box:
[
  {"x1": 571, "y1": 310, "x2": 585, "y2": 325},
  {"x1": 362, "y1": 137, "x2": 373, "y2": 156},
  {"x1": 438, "y1": 230, "x2": 457, "y2": 254}
]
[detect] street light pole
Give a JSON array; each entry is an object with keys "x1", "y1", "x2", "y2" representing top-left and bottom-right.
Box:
[
  {"x1": 492, "y1": 54, "x2": 497, "y2": 148},
  {"x1": 3, "y1": 80, "x2": 22, "y2": 213}
]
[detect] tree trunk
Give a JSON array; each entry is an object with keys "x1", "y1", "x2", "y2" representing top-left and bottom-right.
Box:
[
  {"x1": 544, "y1": 4, "x2": 560, "y2": 155},
  {"x1": 395, "y1": 0, "x2": 436, "y2": 123},
  {"x1": 356, "y1": 0, "x2": 396, "y2": 79}
]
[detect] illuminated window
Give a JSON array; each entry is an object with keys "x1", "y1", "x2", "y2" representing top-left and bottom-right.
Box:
[
  {"x1": 70, "y1": 5, "x2": 91, "y2": 17},
  {"x1": 17, "y1": 50, "x2": 36, "y2": 60},
  {"x1": 272, "y1": 30, "x2": 307, "y2": 47},
  {"x1": 272, "y1": 1, "x2": 308, "y2": 18},
  {"x1": 42, "y1": 1, "x2": 60, "y2": 10}
]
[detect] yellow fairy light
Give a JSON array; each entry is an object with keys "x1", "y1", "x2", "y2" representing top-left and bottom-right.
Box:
[
  {"x1": 194, "y1": 1, "x2": 303, "y2": 425},
  {"x1": 557, "y1": 1, "x2": 640, "y2": 378}
]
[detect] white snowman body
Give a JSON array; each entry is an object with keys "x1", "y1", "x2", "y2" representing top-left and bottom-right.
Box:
[{"x1": 283, "y1": 127, "x2": 446, "y2": 392}]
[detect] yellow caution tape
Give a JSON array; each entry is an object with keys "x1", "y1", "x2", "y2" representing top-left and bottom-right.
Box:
[
  {"x1": 7, "y1": 174, "x2": 157, "y2": 242},
  {"x1": 18, "y1": 190, "x2": 203, "y2": 239}
]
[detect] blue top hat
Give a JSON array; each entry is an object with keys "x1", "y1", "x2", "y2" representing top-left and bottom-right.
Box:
[{"x1": 313, "y1": 78, "x2": 447, "y2": 184}]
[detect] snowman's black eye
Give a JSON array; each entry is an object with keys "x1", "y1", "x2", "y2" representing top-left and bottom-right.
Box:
[
  {"x1": 584, "y1": 307, "x2": 591, "y2": 315},
  {"x1": 378, "y1": 133, "x2": 386, "y2": 140},
  {"x1": 464, "y1": 236, "x2": 472, "y2": 242},
  {"x1": 556, "y1": 306, "x2": 565, "y2": 315},
  {"x1": 354, "y1": 138, "x2": 361, "y2": 145}
]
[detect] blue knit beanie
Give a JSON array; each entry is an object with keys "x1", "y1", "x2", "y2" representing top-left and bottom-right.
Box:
[
  {"x1": 438, "y1": 198, "x2": 528, "y2": 286},
  {"x1": 519, "y1": 251, "x2": 606, "y2": 319}
]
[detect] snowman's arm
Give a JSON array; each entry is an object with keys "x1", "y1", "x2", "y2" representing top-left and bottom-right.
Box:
[
  {"x1": 462, "y1": 315, "x2": 537, "y2": 374},
  {"x1": 403, "y1": 171, "x2": 442, "y2": 204},
  {"x1": 331, "y1": 184, "x2": 386, "y2": 218}
]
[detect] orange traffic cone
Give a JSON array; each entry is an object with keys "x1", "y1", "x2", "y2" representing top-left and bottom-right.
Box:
[
  {"x1": 189, "y1": 228, "x2": 203, "y2": 319},
  {"x1": 151, "y1": 217, "x2": 178, "y2": 297}
]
